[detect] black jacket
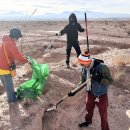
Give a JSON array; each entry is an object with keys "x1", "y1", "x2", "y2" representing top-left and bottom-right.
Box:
[{"x1": 60, "y1": 13, "x2": 84, "y2": 43}]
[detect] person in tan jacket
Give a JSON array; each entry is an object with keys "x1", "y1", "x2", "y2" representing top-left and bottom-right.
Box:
[{"x1": 0, "y1": 27, "x2": 28, "y2": 103}]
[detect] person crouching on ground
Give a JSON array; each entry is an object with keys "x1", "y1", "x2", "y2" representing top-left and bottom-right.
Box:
[
  {"x1": 56, "y1": 13, "x2": 85, "y2": 68},
  {"x1": 68, "y1": 51, "x2": 113, "y2": 130},
  {"x1": 0, "y1": 27, "x2": 28, "y2": 103}
]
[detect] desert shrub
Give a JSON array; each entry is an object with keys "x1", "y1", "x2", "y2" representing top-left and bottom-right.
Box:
[
  {"x1": 111, "y1": 54, "x2": 130, "y2": 80},
  {"x1": 113, "y1": 55, "x2": 127, "y2": 67}
]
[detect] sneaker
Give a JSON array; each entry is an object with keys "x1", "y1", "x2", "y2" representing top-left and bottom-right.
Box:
[
  {"x1": 67, "y1": 64, "x2": 70, "y2": 68},
  {"x1": 79, "y1": 121, "x2": 91, "y2": 128}
]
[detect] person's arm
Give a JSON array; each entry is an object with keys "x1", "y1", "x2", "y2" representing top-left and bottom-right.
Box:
[
  {"x1": 59, "y1": 25, "x2": 68, "y2": 35},
  {"x1": 77, "y1": 23, "x2": 85, "y2": 32},
  {"x1": 100, "y1": 65, "x2": 113, "y2": 86},
  {"x1": 56, "y1": 27, "x2": 66, "y2": 36},
  {"x1": 9, "y1": 42, "x2": 28, "y2": 63}
]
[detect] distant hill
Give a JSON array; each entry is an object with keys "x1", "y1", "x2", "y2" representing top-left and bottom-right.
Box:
[{"x1": 0, "y1": 11, "x2": 130, "y2": 21}]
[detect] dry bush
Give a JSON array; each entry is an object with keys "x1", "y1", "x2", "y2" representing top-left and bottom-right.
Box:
[
  {"x1": 111, "y1": 53, "x2": 130, "y2": 91},
  {"x1": 111, "y1": 54, "x2": 130, "y2": 81},
  {"x1": 113, "y1": 68, "x2": 125, "y2": 80},
  {"x1": 113, "y1": 54, "x2": 130, "y2": 67}
]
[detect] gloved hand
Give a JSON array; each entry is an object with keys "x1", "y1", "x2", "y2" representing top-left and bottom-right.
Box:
[
  {"x1": 82, "y1": 28, "x2": 85, "y2": 31},
  {"x1": 68, "y1": 91, "x2": 75, "y2": 97},
  {"x1": 56, "y1": 33, "x2": 61, "y2": 36}
]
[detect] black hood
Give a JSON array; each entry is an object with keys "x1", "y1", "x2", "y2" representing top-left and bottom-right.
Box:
[
  {"x1": 93, "y1": 58, "x2": 104, "y2": 68},
  {"x1": 69, "y1": 13, "x2": 77, "y2": 23}
]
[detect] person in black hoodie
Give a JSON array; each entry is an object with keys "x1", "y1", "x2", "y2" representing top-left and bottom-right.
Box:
[{"x1": 56, "y1": 13, "x2": 85, "y2": 68}]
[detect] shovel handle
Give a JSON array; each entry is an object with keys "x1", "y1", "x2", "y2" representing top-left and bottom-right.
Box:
[
  {"x1": 56, "y1": 95, "x2": 68, "y2": 107},
  {"x1": 71, "y1": 78, "x2": 90, "y2": 94},
  {"x1": 55, "y1": 79, "x2": 90, "y2": 108},
  {"x1": 85, "y1": 12, "x2": 89, "y2": 52}
]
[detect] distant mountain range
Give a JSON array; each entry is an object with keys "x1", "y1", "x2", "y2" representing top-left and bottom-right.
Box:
[{"x1": 0, "y1": 11, "x2": 130, "y2": 21}]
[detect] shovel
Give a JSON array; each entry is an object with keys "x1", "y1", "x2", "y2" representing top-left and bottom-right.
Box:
[
  {"x1": 46, "y1": 79, "x2": 90, "y2": 112},
  {"x1": 46, "y1": 95, "x2": 68, "y2": 112},
  {"x1": 84, "y1": 12, "x2": 89, "y2": 53}
]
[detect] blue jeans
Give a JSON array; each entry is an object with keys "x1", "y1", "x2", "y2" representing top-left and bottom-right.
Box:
[{"x1": 0, "y1": 74, "x2": 17, "y2": 103}]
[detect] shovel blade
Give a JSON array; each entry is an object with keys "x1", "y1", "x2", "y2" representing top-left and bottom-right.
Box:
[{"x1": 46, "y1": 104, "x2": 57, "y2": 112}]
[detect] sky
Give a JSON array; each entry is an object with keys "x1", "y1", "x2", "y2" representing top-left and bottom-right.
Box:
[{"x1": 0, "y1": 0, "x2": 130, "y2": 17}]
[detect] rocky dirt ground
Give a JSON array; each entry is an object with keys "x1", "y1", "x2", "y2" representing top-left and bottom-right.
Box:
[{"x1": 0, "y1": 20, "x2": 130, "y2": 130}]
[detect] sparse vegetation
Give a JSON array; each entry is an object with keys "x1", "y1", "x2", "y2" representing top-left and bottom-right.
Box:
[
  {"x1": 1, "y1": 20, "x2": 130, "y2": 130},
  {"x1": 114, "y1": 54, "x2": 130, "y2": 66}
]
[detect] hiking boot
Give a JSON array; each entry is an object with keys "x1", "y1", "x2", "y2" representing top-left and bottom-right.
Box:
[
  {"x1": 66, "y1": 60, "x2": 70, "y2": 68},
  {"x1": 67, "y1": 64, "x2": 70, "y2": 68},
  {"x1": 79, "y1": 121, "x2": 91, "y2": 128}
]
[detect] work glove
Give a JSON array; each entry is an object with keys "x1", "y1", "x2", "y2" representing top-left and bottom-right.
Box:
[
  {"x1": 56, "y1": 33, "x2": 61, "y2": 36},
  {"x1": 68, "y1": 91, "x2": 75, "y2": 97},
  {"x1": 82, "y1": 28, "x2": 85, "y2": 32}
]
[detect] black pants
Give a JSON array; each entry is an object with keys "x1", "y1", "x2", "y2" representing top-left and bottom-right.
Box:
[{"x1": 66, "y1": 41, "x2": 81, "y2": 65}]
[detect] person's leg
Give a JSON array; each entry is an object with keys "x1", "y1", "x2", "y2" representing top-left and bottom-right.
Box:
[
  {"x1": 1, "y1": 75, "x2": 17, "y2": 103},
  {"x1": 96, "y1": 94, "x2": 109, "y2": 130},
  {"x1": 73, "y1": 41, "x2": 81, "y2": 57},
  {"x1": 79, "y1": 92, "x2": 95, "y2": 128},
  {"x1": 85, "y1": 92, "x2": 95, "y2": 124},
  {"x1": 66, "y1": 43, "x2": 72, "y2": 67},
  {"x1": 0, "y1": 75, "x2": 4, "y2": 85}
]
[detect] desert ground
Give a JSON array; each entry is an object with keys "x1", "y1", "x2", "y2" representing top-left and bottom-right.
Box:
[{"x1": 0, "y1": 20, "x2": 130, "y2": 130}]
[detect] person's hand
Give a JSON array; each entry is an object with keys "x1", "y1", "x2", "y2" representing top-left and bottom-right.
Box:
[
  {"x1": 68, "y1": 91, "x2": 75, "y2": 97},
  {"x1": 56, "y1": 33, "x2": 61, "y2": 36},
  {"x1": 83, "y1": 28, "x2": 85, "y2": 31}
]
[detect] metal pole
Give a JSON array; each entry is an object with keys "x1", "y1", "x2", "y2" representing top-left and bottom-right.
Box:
[{"x1": 85, "y1": 12, "x2": 89, "y2": 53}]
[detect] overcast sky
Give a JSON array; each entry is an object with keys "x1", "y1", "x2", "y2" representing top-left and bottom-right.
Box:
[{"x1": 0, "y1": 0, "x2": 130, "y2": 16}]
